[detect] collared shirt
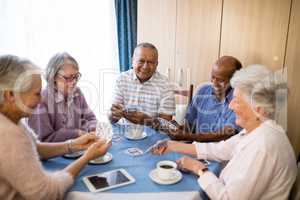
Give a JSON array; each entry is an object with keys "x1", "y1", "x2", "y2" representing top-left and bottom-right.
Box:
[
  {"x1": 112, "y1": 69, "x2": 175, "y2": 117},
  {"x1": 195, "y1": 120, "x2": 297, "y2": 200},
  {"x1": 185, "y1": 84, "x2": 240, "y2": 133},
  {"x1": 28, "y1": 86, "x2": 97, "y2": 142},
  {"x1": 54, "y1": 89, "x2": 79, "y2": 128}
]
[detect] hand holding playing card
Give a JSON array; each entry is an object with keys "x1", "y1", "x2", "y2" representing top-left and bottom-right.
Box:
[
  {"x1": 110, "y1": 104, "x2": 124, "y2": 122},
  {"x1": 124, "y1": 110, "x2": 151, "y2": 125},
  {"x1": 96, "y1": 122, "x2": 113, "y2": 143},
  {"x1": 151, "y1": 140, "x2": 171, "y2": 155},
  {"x1": 156, "y1": 118, "x2": 179, "y2": 133},
  {"x1": 167, "y1": 128, "x2": 186, "y2": 140}
]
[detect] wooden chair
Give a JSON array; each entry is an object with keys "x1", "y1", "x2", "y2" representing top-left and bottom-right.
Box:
[
  {"x1": 173, "y1": 84, "x2": 193, "y2": 125},
  {"x1": 173, "y1": 82, "x2": 211, "y2": 124},
  {"x1": 174, "y1": 84, "x2": 194, "y2": 105}
]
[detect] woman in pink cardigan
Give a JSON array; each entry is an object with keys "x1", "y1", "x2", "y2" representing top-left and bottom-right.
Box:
[
  {"x1": 0, "y1": 55, "x2": 111, "y2": 200},
  {"x1": 28, "y1": 52, "x2": 98, "y2": 142}
]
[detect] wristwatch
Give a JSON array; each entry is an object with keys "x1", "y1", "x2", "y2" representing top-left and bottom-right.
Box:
[{"x1": 197, "y1": 167, "x2": 209, "y2": 176}]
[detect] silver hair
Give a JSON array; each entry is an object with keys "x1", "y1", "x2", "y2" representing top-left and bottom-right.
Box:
[
  {"x1": 45, "y1": 52, "x2": 79, "y2": 84},
  {"x1": 230, "y1": 64, "x2": 278, "y2": 119},
  {"x1": 133, "y1": 42, "x2": 159, "y2": 60},
  {"x1": 0, "y1": 55, "x2": 39, "y2": 104}
]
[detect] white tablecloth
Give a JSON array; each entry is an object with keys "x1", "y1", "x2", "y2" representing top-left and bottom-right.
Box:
[{"x1": 66, "y1": 191, "x2": 203, "y2": 200}]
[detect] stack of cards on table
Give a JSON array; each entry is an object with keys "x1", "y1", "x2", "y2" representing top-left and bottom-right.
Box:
[{"x1": 125, "y1": 148, "x2": 144, "y2": 156}]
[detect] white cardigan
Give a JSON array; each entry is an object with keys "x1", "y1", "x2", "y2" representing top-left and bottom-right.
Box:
[{"x1": 196, "y1": 120, "x2": 297, "y2": 200}]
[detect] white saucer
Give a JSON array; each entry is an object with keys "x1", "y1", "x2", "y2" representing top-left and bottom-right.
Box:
[
  {"x1": 89, "y1": 152, "x2": 113, "y2": 164},
  {"x1": 125, "y1": 132, "x2": 147, "y2": 140},
  {"x1": 149, "y1": 169, "x2": 182, "y2": 185},
  {"x1": 63, "y1": 151, "x2": 84, "y2": 159}
]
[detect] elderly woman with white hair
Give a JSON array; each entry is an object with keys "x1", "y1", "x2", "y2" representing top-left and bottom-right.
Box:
[
  {"x1": 0, "y1": 55, "x2": 110, "y2": 200},
  {"x1": 28, "y1": 52, "x2": 97, "y2": 142},
  {"x1": 152, "y1": 65, "x2": 297, "y2": 199}
]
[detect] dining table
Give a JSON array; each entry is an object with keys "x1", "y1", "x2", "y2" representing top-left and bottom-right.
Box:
[{"x1": 43, "y1": 124, "x2": 221, "y2": 200}]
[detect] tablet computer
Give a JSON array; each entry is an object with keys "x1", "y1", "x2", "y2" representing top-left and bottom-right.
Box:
[{"x1": 82, "y1": 168, "x2": 135, "y2": 192}]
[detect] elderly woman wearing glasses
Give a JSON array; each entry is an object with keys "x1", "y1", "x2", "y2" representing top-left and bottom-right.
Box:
[
  {"x1": 152, "y1": 65, "x2": 297, "y2": 199},
  {"x1": 28, "y1": 52, "x2": 97, "y2": 142},
  {"x1": 0, "y1": 55, "x2": 111, "y2": 200}
]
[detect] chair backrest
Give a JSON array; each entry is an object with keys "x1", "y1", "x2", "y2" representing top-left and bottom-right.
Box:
[
  {"x1": 289, "y1": 154, "x2": 300, "y2": 200},
  {"x1": 174, "y1": 84, "x2": 194, "y2": 105},
  {"x1": 173, "y1": 84, "x2": 193, "y2": 125}
]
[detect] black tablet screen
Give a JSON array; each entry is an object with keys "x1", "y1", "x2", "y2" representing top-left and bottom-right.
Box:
[{"x1": 88, "y1": 170, "x2": 130, "y2": 190}]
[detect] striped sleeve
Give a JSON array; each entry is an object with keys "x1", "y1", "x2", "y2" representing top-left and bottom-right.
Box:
[
  {"x1": 158, "y1": 81, "x2": 175, "y2": 115},
  {"x1": 111, "y1": 74, "x2": 124, "y2": 106}
]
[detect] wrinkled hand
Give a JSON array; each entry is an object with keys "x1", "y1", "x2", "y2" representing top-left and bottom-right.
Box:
[
  {"x1": 151, "y1": 140, "x2": 172, "y2": 155},
  {"x1": 176, "y1": 156, "x2": 207, "y2": 175},
  {"x1": 166, "y1": 128, "x2": 188, "y2": 140},
  {"x1": 72, "y1": 133, "x2": 97, "y2": 151},
  {"x1": 124, "y1": 111, "x2": 151, "y2": 125},
  {"x1": 78, "y1": 129, "x2": 89, "y2": 136},
  {"x1": 110, "y1": 104, "x2": 124, "y2": 121},
  {"x1": 83, "y1": 139, "x2": 112, "y2": 161}
]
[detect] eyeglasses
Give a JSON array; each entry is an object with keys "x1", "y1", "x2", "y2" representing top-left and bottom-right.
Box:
[{"x1": 56, "y1": 72, "x2": 81, "y2": 82}]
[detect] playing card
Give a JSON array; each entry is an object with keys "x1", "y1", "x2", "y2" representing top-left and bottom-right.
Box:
[
  {"x1": 157, "y1": 118, "x2": 179, "y2": 132},
  {"x1": 153, "y1": 140, "x2": 168, "y2": 151},
  {"x1": 123, "y1": 105, "x2": 139, "y2": 112},
  {"x1": 96, "y1": 122, "x2": 113, "y2": 141},
  {"x1": 124, "y1": 147, "x2": 144, "y2": 156}
]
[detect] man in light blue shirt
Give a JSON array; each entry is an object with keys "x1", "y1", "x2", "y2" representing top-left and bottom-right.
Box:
[{"x1": 168, "y1": 56, "x2": 242, "y2": 142}]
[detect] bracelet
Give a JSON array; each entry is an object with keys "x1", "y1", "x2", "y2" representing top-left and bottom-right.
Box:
[{"x1": 67, "y1": 139, "x2": 74, "y2": 154}]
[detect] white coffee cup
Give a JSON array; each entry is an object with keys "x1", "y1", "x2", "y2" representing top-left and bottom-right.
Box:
[
  {"x1": 126, "y1": 123, "x2": 144, "y2": 139},
  {"x1": 175, "y1": 104, "x2": 188, "y2": 125},
  {"x1": 156, "y1": 160, "x2": 177, "y2": 180}
]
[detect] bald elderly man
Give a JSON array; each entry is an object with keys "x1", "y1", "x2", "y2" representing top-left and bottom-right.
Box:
[{"x1": 168, "y1": 56, "x2": 242, "y2": 142}]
